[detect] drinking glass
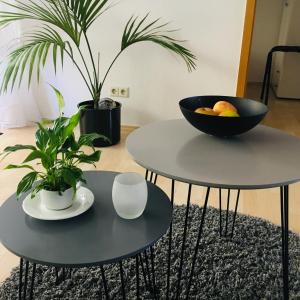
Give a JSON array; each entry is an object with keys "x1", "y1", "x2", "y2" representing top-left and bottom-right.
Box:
[{"x1": 112, "y1": 172, "x2": 148, "y2": 219}]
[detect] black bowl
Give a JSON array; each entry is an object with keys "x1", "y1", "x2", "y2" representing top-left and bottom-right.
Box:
[{"x1": 179, "y1": 96, "x2": 268, "y2": 137}]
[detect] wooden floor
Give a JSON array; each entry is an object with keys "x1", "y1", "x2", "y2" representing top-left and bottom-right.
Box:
[{"x1": 1, "y1": 82, "x2": 300, "y2": 283}]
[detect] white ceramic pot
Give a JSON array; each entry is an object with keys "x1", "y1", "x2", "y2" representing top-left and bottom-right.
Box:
[
  {"x1": 112, "y1": 172, "x2": 148, "y2": 219},
  {"x1": 40, "y1": 188, "x2": 74, "y2": 210}
]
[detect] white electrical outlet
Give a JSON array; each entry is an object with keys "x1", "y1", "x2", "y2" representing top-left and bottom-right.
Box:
[
  {"x1": 119, "y1": 87, "x2": 129, "y2": 98},
  {"x1": 110, "y1": 87, "x2": 120, "y2": 97},
  {"x1": 110, "y1": 87, "x2": 129, "y2": 98}
]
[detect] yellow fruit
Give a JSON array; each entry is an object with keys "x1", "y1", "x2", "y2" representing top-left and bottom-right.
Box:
[
  {"x1": 213, "y1": 101, "x2": 237, "y2": 114},
  {"x1": 194, "y1": 107, "x2": 218, "y2": 116},
  {"x1": 218, "y1": 110, "x2": 240, "y2": 117}
]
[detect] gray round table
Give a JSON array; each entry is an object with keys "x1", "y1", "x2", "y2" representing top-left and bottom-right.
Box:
[
  {"x1": 126, "y1": 119, "x2": 300, "y2": 299},
  {"x1": 0, "y1": 171, "x2": 172, "y2": 299}
]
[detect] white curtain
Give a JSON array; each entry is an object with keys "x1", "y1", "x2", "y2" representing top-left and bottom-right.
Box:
[{"x1": 0, "y1": 1, "x2": 41, "y2": 129}]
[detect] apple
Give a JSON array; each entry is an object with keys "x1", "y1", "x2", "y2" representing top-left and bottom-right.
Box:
[
  {"x1": 213, "y1": 101, "x2": 237, "y2": 114},
  {"x1": 194, "y1": 107, "x2": 218, "y2": 116},
  {"x1": 219, "y1": 110, "x2": 240, "y2": 117}
]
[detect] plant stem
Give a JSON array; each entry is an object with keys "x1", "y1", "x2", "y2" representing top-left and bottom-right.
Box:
[
  {"x1": 75, "y1": 46, "x2": 97, "y2": 99},
  {"x1": 84, "y1": 31, "x2": 99, "y2": 91},
  {"x1": 99, "y1": 50, "x2": 122, "y2": 105},
  {"x1": 65, "y1": 50, "x2": 93, "y2": 97}
]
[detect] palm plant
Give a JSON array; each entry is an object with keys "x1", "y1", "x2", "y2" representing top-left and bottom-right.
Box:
[{"x1": 0, "y1": 0, "x2": 196, "y2": 109}]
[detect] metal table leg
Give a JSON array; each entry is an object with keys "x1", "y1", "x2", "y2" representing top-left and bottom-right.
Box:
[
  {"x1": 230, "y1": 189, "x2": 240, "y2": 239},
  {"x1": 18, "y1": 258, "x2": 23, "y2": 300},
  {"x1": 18, "y1": 259, "x2": 36, "y2": 300},
  {"x1": 150, "y1": 247, "x2": 158, "y2": 299},
  {"x1": 139, "y1": 253, "x2": 149, "y2": 291},
  {"x1": 23, "y1": 261, "x2": 29, "y2": 299},
  {"x1": 219, "y1": 189, "x2": 240, "y2": 238},
  {"x1": 185, "y1": 187, "x2": 210, "y2": 299},
  {"x1": 280, "y1": 185, "x2": 289, "y2": 300},
  {"x1": 119, "y1": 262, "x2": 126, "y2": 300},
  {"x1": 175, "y1": 184, "x2": 192, "y2": 299},
  {"x1": 136, "y1": 256, "x2": 140, "y2": 299},
  {"x1": 100, "y1": 266, "x2": 110, "y2": 300},
  {"x1": 29, "y1": 263, "x2": 36, "y2": 300},
  {"x1": 166, "y1": 179, "x2": 175, "y2": 299}
]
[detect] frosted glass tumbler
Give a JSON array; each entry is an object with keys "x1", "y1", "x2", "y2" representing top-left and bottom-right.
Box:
[{"x1": 112, "y1": 172, "x2": 148, "y2": 219}]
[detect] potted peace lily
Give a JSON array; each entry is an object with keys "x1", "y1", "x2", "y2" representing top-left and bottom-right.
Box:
[
  {"x1": 0, "y1": 0, "x2": 196, "y2": 147},
  {"x1": 1, "y1": 88, "x2": 104, "y2": 210}
]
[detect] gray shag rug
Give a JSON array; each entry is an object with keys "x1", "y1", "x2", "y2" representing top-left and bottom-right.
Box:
[{"x1": 1, "y1": 205, "x2": 300, "y2": 299}]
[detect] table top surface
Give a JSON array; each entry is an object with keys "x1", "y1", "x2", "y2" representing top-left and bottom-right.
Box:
[
  {"x1": 0, "y1": 171, "x2": 172, "y2": 267},
  {"x1": 126, "y1": 119, "x2": 300, "y2": 189}
]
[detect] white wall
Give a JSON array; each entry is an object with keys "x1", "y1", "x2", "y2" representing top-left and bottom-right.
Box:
[
  {"x1": 247, "y1": 0, "x2": 284, "y2": 83},
  {"x1": 11, "y1": 0, "x2": 247, "y2": 126}
]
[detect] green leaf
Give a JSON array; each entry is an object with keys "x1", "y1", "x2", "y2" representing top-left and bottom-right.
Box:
[
  {"x1": 2, "y1": 144, "x2": 36, "y2": 153},
  {"x1": 78, "y1": 133, "x2": 109, "y2": 147},
  {"x1": 5, "y1": 164, "x2": 35, "y2": 171},
  {"x1": 121, "y1": 15, "x2": 196, "y2": 72},
  {"x1": 16, "y1": 172, "x2": 38, "y2": 198},
  {"x1": 0, "y1": 0, "x2": 81, "y2": 45},
  {"x1": 65, "y1": 0, "x2": 110, "y2": 31},
  {"x1": 61, "y1": 134, "x2": 79, "y2": 152},
  {"x1": 30, "y1": 184, "x2": 44, "y2": 199},
  {"x1": 1, "y1": 26, "x2": 69, "y2": 93},
  {"x1": 63, "y1": 111, "x2": 80, "y2": 139},
  {"x1": 40, "y1": 118, "x2": 54, "y2": 126},
  {"x1": 53, "y1": 43, "x2": 58, "y2": 73},
  {"x1": 35, "y1": 125, "x2": 50, "y2": 150},
  {"x1": 23, "y1": 150, "x2": 52, "y2": 169},
  {"x1": 49, "y1": 84, "x2": 65, "y2": 113},
  {"x1": 62, "y1": 167, "x2": 81, "y2": 194},
  {"x1": 75, "y1": 151, "x2": 101, "y2": 163}
]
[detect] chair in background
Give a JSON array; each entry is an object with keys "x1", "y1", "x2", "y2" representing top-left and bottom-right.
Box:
[{"x1": 260, "y1": 45, "x2": 300, "y2": 106}]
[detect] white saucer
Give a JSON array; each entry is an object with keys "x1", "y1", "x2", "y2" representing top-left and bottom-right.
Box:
[{"x1": 22, "y1": 187, "x2": 94, "y2": 220}]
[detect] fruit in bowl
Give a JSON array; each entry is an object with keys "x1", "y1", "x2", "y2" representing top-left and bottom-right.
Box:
[
  {"x1": 195, "y1": 100, "x2": 240, "y2": 117},
  {"x1": 194, "y1": 107, "x2": 217, "y2": 116},
  {"x1": 213, "y1": 100, "x2": 237, "y2": 114},
  {"x1": 179, "y1": 95, "x2": 268, "y2": 137},
  {"x1": 219, "y1": 110, "x2": 240, "y2": 117}
]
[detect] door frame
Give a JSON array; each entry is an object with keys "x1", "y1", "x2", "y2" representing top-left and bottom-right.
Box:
[{"x1": 236, "y1": 0, "x2": 257, "y2": 97}]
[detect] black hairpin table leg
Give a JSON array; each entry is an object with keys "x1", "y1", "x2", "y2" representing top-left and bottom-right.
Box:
[
  {"x1": 225, "y1": 189, "x2": 231, "y2": 236},
  {"x1": 143, "y1": 250, "x2": 153, "y2": 291},
  {"x1": 219, "y1": 189, "x2": 222, "y2": 237},
  {"x1": 18, "y1": 259, "x2": 36, "y2": 300},
  {"x1": 166, "y1": 179, "x2": 175, "y2": 300},
  {"x1": 29, "y1": 263, "x2": 36, "y2": 300},
  {"x1": 138, "y1": 253, "x2": 149, "y2": 291},
  {"x1": 100, "y1": 266, "x2": 110, "y2": 300},
  {"x1": 23, "y1": 261, "x2": 29, "y2": 300},
  {"x1": 18, "y1": 258, "x2": 23, "y2": 300},
  {"x1": 219, "y1": 189, "x2": 240, "y2": 238},
  {"x1": 185, "y1": 187, "x2": 211, "y2": 299},
  {"x1": 230, "y1": 189, "x2": 240, "y2": 239},
  {"x1": 119, "y1": 262, "x2": 126, "y2": 300},
  {"x1": 145, "y1": 170, "x2": 158, "y2": 186},
  {"x1": 280, "y1": 185, "x2": 289, "y2": 300},
  {"x1": 136, "y1": 256, "x2": 140, "y2": 299},
  {"x1": 145, "y1": 169, "x2": 149, "y2": 181},
  {"x1": 150, "y1": 247, "x2": 158, "y2": 299},
  {"x1": 175, "y1": 184, "x2": 192, "y2": 299}
]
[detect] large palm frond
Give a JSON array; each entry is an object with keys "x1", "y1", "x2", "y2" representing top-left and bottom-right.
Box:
[
  {"x1": 64, "y1": 0, "x2": 110, "y2": 32},
  {"x1": 1, "y1": 26, "x2": 72, "y2": 93},
  {"x1": 0, "y1": 0, "x2": 81, "y2": 45},
  {"x1": 121, "y1": 15, "x2": 197, "y2": 71}
]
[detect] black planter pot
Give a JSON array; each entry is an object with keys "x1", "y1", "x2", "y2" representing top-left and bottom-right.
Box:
[{"x1": 78, "y1": 100, "x2": 121, "y2": 147}]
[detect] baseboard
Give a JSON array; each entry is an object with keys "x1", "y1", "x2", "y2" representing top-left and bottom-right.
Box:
[{"x1": 121, "y1": 125, "x2": 139, "y2": 131}]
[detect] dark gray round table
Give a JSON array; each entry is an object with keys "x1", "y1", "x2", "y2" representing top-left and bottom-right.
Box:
[
  {"x1": 0, "y1": 171, "x2": 172, "y2": 299},
  {"x1": 126, "y1": 119, "x2": 300, "y2": 299}
]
